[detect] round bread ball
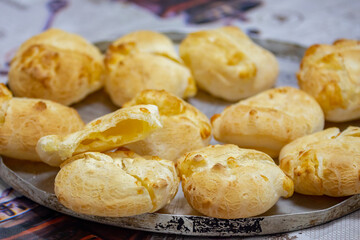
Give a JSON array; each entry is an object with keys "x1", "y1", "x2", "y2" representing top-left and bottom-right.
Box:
[
  {"x1": 0, "y1": 84, "x2": 85, "y2": 161},
  {"x1": 176, "y1": 144, "x2": 294, "y2": 219},
  {"x1": 280, "y1": 126, "x2": 360, "y2": 197},
  {"x1": 8, "y1": 28, "x2": 105, "y2": 105},
  {"x1": 179, "y1": 26, "x2": 279, "y2": 101},
  {"x1": 123, "y1": 90, "x2": 211, "y2": 161},
  {"x1": 297, "y1": 39, "x2": 360, "y2": 122},
  {"x1": 211, "y1": 87, "x2": 324, "y2": 157},
  {"x1": 104, "y1": 30, "x2": 196, "y2": 106},
  {"x1": 55, "y1": 150, "x2": 179, "y2": 217}
]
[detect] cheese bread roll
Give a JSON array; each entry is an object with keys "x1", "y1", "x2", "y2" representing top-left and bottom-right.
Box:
[
  {"x1": 177, "y1": 144, "x2": 294, "y2": 219},
  {"x1": 211, "y1": 87, "x2": 324, "y2": 157},
  {"x1": 0, "y1": 84, "x2": 84, "y2": 161},
  {"x1": 297, "y1": 39, "x2": 360, "y2": 122},
  {"x1": 55, "y1": 149, "x2": 179, "y2": 217},
  {"x1": 280, "y1": 126, "x2": 360, "y2": 197},
  {"x1": 8, "y1": 28, "x2": 105, "y2": 105},
  {"x1": 179, "y1": 26, "x2": 278, "y2": 101},
  {"x1": 105, "y1": 30, "x2": 196, "y2": 106},
  {"x1": 37, "y1": 104, "x2": 162, "y2": 167},
  {"x1": 123, "y1": 90, "x2": 211, "y2": 161}
]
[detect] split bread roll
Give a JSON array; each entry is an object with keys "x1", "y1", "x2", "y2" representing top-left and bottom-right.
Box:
[
  {"x1": 8, "y1": 28, "x2": 105, "y2": 105},
  {"x1": 297, "y1": 39, "x2": 360, "y2": 122},
  {"x1": 36, "y1": 104, "x2": 162, "y2": 167},
  {"x1": 123, "y1": 90, "x2": 211, "y2": 161},
  {"x1": 211, "y1": 87, "x2": 325, "y2": 157},
  {"x1": 280, "y1": 126, "x2": 360, "y2": 197},
  {"x1": 176, "y1": 144, "x2": 294, "y2": 219},
  {"x1": 55, "y1": 149, "x2": 179, "y2": 217},
  {"x1": 104, "y1": 30, "x2": 196, "y2": 106},
  {"x1": 179, "y1": 26, "x2": 278, "y2": 101},
  {"x1": 0, "y1": 84, "x2": 84, "y2": 161}
]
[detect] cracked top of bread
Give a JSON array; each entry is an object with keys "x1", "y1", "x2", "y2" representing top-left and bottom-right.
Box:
[
  {"x1": 280, "y1": 126, "x2": 360, "y2": 197},
  {"x1": 55, "y1": 149, "x2": 179, "y2": 217}
]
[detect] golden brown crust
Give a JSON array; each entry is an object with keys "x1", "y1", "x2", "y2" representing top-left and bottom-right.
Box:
[
  {"x1": 0, "y1": 84, "x2": 85, "y2": 161},
  {"x1": 176, "y1": 144, "x2": 294, "y2": 219},
  {"x1": 104, "y1": 31, "x2": 196, "y2": 106},
  {"x1": 297, "y1": 39, "x2": 360, "y2": 122},
  {"x1": 179, "y1": 26, "x2": 278, "y2": 101},
  {"x1": 8, "y1": 28, "x2": 105, "y2": 105},
  {"x1": 279, "y1": 126, "x2": 360, "y2": 197},
  {"x1": 36, "y1": 104, "x2": 162, "y2": 167},
  {"x1": 55, "y1": 150, "x2": 179, "y2": 217},
  {"x1": 211, "y1": 87, "x2": 324, "y2": 157},
  {"x1": 123, "y1": 90, "x2": 211, "y2": 161}
]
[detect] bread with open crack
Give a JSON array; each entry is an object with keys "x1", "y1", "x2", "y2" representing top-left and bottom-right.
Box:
[
  {"x1": 8, "y1": 28, "x2": 105, "y2": 105},
  {"x1": 179, "y1": 26, "x2": 278, "y2": 101},
  {"x1": 176, "y1": 144, "x2": 294, "y2": 219},
  {"x1": 123, "y1": 90, "x2": 211, "y2": 161},
  {"x1": 104, "y1": 30, "x2": 196, "y2": 106},
  {"x1": 297, "y1": 39, "x2": 360, "y2": 122},
  {"x1": 36, "y1": 104, "x2": 162, "y2": 167},
  {"x1": 55, "y1": 149, "x2": 179, "y2": 217},
  {"x1": 280, "y1": 126, "x2": 360, "y2": 197},
  {"x1": 211, "y1": 87, "x2": 324, "y2": 157},
  {"x1": 0, "y1": 84, "x2": 84, "y2": 161}
]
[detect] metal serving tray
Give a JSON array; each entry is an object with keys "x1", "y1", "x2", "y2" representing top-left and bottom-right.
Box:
[{"x1": 1, "y1": 33, "x2": 359, "y2": 237}]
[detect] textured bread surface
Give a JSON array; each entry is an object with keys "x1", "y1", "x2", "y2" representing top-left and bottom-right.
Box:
[
  {"x1": 176, "y1": 144, "x2": 294, "y2": 219},
  {"x1": 104, "y1": 30, "x2": 196, "y2": 106},
  {"x1": 211, "y1": 87, "x2": 324, "y2": 157},
  {"x1": 0, "y1": 84, "x2": 85, "y2": 161},
  {"x1": 280, "y1": 126, "x2": 360, "y2": 197},
  {"x1": 179, "y1": 26, "x2": 278, "y2": 101},
  {"x1": 123, "y1": 90, "x2": 211, "y2": 161},
  {"x1": 8, "y1": 28, "x2": 105, "y2": 105},
  {"x1": 37, "y1": 104, "x2": 162, "y2": 167},
  {"x1": 297, "y1": 39, "x2": 360, "y2": 122},
  {"x1": 55, "y1": 149, "x2": 179, "y2": 217}
]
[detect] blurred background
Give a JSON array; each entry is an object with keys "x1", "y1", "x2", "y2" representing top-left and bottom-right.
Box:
[{"x1": 1, "y1": 0, "x2": 359, "y2": 83}]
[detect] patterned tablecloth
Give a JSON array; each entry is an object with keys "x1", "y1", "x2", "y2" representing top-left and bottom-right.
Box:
[{"x1": 1, "y1": 1, "x2": 360, "y2": 239}]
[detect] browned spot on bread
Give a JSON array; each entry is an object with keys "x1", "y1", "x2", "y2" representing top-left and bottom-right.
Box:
[
  {"x1": 34, "y1": 101, "x2": 47, "y2": 111},
  {"x1": 200, "y1": 123, "x2": 211, "y2": 139},
  {"x1": 249, "y1": 109, "x2": 257, "y2": 115},
  {"x1": 210, "y1": 114, "x2": 221, "y2": 124},
  {"x1": 153, "y1": 179, "x2": 168, "y2": 188},
  {"x1": 140, "y1": 107, "x2": 150, "y2": 113},
  {"x1": 260, "y1": 175, "x2": 269, "y2": 181},
  {"x1": 116, "y1": 147, "x2": 135, "y2": 157},
  {"x1": 193, "y1": 154, "x2": 204, "y2": 162},
  {"x1": 201, "y1": 199, "x2": 212, "y2": 209},
  {"x1": 151, "y1": 156, "x2": 161, "y2": 161},
  {"x1": 212, "y1": 163, "x2": 225, "y2": 171}
]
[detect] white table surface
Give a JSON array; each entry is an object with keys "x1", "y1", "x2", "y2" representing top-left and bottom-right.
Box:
[{"x1": 0, "y1": 0, "x2": 359, "y2": 239}]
